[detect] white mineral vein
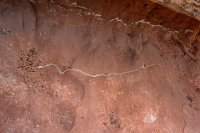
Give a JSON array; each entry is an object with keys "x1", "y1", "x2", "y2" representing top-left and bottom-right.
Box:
[{"x1": 38, "y1": 63, "x2": 166, "y2": 78}]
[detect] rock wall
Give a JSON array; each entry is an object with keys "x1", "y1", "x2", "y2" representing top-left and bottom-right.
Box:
[{"x1": 0, "y1": 0, "x2": 200, "y2": 133}]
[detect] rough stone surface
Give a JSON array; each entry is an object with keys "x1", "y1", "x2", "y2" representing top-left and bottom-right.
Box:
[
  {"x1": 0, "y1": 0, "x2": 200, "y2": 133},
  {"x1": 151, "y1": 0, "x2": 200, "y2": 21}
]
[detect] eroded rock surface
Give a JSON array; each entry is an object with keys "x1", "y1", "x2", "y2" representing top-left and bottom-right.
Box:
[
  {"x1": 0, "y1": 0, "x2": 200, "y2": 133},
  {"x1": 151, "y1": 0, "x2": 200, "y2": 21}
]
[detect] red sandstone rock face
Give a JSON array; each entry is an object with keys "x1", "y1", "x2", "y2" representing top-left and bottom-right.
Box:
[
  {"x1": 151, "y1": 0, "x2": 200, "y2": 21},
  {"x1": 0, "y1": 0, "x2": 200, "y2": 133}
]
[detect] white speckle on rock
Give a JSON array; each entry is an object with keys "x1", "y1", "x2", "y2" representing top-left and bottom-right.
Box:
[
  {"x1": 95, "y1": 14, "x2": 101, "y2": 17},
  {"x1": 144, "y1": 113, "x2": 157, "y2": 123},
  {"x1": 70, "y1": 2, "x2": 78, "y2": 7}
]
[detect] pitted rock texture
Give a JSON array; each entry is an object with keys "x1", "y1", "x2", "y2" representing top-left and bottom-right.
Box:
[{"x1": 0, "y1": 0, "x2": 200, "y2": 133}]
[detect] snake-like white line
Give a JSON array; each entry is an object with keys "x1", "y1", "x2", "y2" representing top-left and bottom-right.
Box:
[{"x1": 38, "y1": 63, "x2": 166, "y2": 78}]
